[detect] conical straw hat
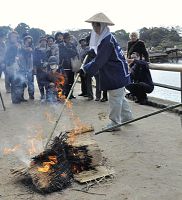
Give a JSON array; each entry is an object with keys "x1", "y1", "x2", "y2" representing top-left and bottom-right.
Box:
[{"x1": 85, "y1": 13, "x2": 115, "y2": 26}]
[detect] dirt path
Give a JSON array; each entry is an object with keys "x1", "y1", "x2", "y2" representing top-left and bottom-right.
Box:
[{"x1": 0, "y1": 79, "x2": 182, "y2": 200}]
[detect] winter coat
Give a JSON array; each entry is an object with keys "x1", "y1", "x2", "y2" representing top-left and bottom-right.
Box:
[
  {"x1": 33, "y1": 47, "x2": 47, "y2": 67},
  {"x1": 46, "y1": 44, "x2": 59, "y2": 64},
  {"x1": 127, "y1": 39, "x2": 149, "y2": 62},
  {"x1": 84, "y1": 34, "x2": 130, "y2": 91},
  {"x1": 0, "y1": 42, "x2": 6, "y2": 65},
  {"x1": 5, "y1": 42, "x2": 20, "y2": 66},
  {"x1": 19, "y1": 45, "x2": 33, "y2": 72},
  {"x1": 59, "y1": 42, "x2": 78, "y2": 70},
  {"x1": 130, "y1": 60, "x2": 154, "y2": 87}
]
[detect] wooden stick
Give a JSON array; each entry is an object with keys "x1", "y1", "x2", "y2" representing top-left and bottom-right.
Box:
[
  {"x1": 44, "y1": 55, "x2": 88, "y2": 149},
  {"x1": 0, "y1": 91, "x2": 6, "y2": 111},
  {"x1": 95, "y1": 103, "x2": 182, "y2": 135}
]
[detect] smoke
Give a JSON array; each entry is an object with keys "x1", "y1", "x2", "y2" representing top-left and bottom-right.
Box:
[{"x1": 0, "y1": 127, "x2": 44, "y2": 166}]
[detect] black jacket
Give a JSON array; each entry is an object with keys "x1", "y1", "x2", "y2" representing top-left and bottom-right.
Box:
[
  {"x1": 130, "y1": 60, "x2": 154, "y2": 87},
  {"x1": 127, "y1": 39, "x2": 149, "y2": 62}
]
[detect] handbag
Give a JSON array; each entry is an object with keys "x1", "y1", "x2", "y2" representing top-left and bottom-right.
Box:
[{"x1": 71, "y1": 56, "x2": 82, "y2": 72}]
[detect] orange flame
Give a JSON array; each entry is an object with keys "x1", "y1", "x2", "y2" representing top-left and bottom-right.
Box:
[
  {"x1": 38, "y1": 156, "x2": 58, "y2": 173},
  {"x1": 44, "y1": 112, "x2": 55, "y2": 124},
  {"x1": 60, "y1": 173, "x2": 67, "y2": 177},
  {"x1": 28, "y1": 139, "x2": 37, "y2": 156},
  {"x1": 55, "y1": 74, "x2": 66, "y2": 101},
  {"x1": 3, "y1": 144, "x2": 21, "y2": 155},
  {"x1": 27, "y1": 132, "x2": 44, "y2": 156},
  {"x1": 66, "y1": 100, "x2": 73, "y2": 109}
]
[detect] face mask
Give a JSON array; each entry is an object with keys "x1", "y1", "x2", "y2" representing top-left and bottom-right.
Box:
[{"x1": 50, "y1": 64, "x2": 58, "y2": 70}]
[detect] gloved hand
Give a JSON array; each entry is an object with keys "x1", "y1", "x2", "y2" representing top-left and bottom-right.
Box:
[{"x1": 87, "y1": 49, "x2": 96, "y2": 59}]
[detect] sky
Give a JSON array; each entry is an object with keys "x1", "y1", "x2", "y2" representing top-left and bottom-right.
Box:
[{"x1": 0, "y1": 0, "x2": 181, "y2": 34}]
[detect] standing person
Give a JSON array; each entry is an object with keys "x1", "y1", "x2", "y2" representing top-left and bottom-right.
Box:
[
  {"x1": 46, "y1": 36, "x2": 59, "y2": 65},
  {"x1": 20, "y1": 35, "x2": 35, "y2": 100},
  {"x1": 61, "y1": 32, "x2": 79, "y2": 99},
  {"x1": 33, "y1": 36, "x2": 47, "y2": 100},
  {"x1": 82, "y1": 13, "x2": 132, "y2": 131},
  {"x1": 127, "y1": 32, "x2": 149, "y2": 62},
  {"x1": 4, "y1": 31, "x2": 25, "y2": 103},
  {"x1": 126, "y1": 52, "x2": 154, "y2": 105},
  {"x1": 78, "y1": 38, "x2": 89, "y2": 97},
  {"x1": 54, "y1": 32, "x2": 64, "y2": 45},
  {"x1": 0, "y1": 31, "x2": 6, "y2": 84}
]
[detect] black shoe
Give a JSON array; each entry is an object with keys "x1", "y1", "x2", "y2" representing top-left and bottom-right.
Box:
[
  {"x1": 139, "y1": 99, "x2": 148, "y2": 105},
  {"x1": 78, "y1": 93, "x2": 86, "y2": 96},
  {"x1": 12, "y1": 101, "x2": 21, "y2": 104},
  {"x1": 83, "y1": 94, "x2": 88, "y2": 97},
  {"x1": 87, "y1": 96, "x2": 93, "y2": 101},
  {"x1": 100, "y1": 98, "x2": 108, "y2": 102},
  {"x1": 69, "y1": 95, "x2": 76, "y2": 99},
  {"x1": 21, "y1": 98, "x2": 28, "y2": 102},
  {"x1": 29, "y1": 95, "x2": 34, "y2": 100},
  {"x1": 95, "y1": 98, "x2": 100, "y2": 101}
]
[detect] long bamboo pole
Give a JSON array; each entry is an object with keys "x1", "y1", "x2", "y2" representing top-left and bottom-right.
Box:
[
  {"x1": 95, "y1": 103, "x2": 182, "y2": 135},
  {"x1": 0, "y1": 91, "x2": 6, "y2": 111},
  {"x1": 44, "y1": 55, "x2": 88, "y2": 149}
]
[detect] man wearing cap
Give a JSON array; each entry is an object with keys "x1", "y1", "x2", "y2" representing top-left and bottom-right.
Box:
[{"x1": 82, "y1": 13, "x2": 133, "y2": 131}]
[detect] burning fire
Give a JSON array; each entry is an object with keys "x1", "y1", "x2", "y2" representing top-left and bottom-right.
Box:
[
  {"x1": 44, "y1": 112, "x2": 55, "y2": 124},
  {"x1": 55, "y1": 74, "x2": 66, "y2": 101},
  {"x1": 27, "y1": 132, "x2": 44, "y2": 156},
  {"x1": 38, "y1": 156, "x2": 58, "y2": 173},
  {"x1": 3, "y1": 144, "x2": 21, "y2": 155},
  {"x1": 71, "y1": 163, "x2": 85, "y2": 174}
]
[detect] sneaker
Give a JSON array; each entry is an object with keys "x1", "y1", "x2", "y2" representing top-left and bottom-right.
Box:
[{"x1": 102, "y1": 123, "x2": 121, "y2": 132}]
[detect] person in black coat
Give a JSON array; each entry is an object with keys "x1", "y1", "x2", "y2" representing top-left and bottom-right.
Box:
[
  {"x1": 33, "y1": 36, "x2": 47, "y2": 100},
  {"x1": 127, "y1": 32, "x2": 149, "y2": 62},
  {"x1": 126, "y1": 52, "x2": 154, "y2": 105}
]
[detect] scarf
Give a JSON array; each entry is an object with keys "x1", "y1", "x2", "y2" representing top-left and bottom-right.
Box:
[{"x1": 89, "y1": 23, "x2": 111, "y2": 54}]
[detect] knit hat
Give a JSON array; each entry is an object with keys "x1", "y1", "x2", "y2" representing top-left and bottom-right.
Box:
[
  {"x1": 48, "y1": 56, "x2": 58, "y2": 65},
  {"x1": 85, "y1": 13, "x2": 114, "y2": 26}
]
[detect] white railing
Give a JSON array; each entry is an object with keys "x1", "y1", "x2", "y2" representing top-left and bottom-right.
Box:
[{"x1": 149, "y1": 63, "x2": 182, "y2": 102}]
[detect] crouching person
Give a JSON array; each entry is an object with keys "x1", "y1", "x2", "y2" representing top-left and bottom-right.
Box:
[
  {"x1": 81, "y1": 13, "x2": 133, "y2": 131},
  {"x1": 46, "y1": 56, "x2": 65, "y2": 102},
  {"x1": 126, "y1": 52, "x2": 154, "y2": 105}
]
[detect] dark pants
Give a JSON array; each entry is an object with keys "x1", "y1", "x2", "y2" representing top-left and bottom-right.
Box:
[
  {"x1": 26, "y1": 71, "x2": 34, "y2": 97},
  {"x1": 126, "y1": 82, "x2": 154, "y2": 101},
  {"x1": 80, "y1": 74, "x2": 87, "y2": 95},
  {"x1": 94, "y1": 74, "x2": 107, "y2": 99},
  {"x1": 86, "y1": 75, "x2": 93, "y2": 98},
  {"x1": 10, "y1": 73, "x2": 25, "y2": 104},
  {"x1": 36, "y1": 74, "x2": 47, "y2": 99},
  {"x1": 64, "y1": 70, "x2": 75, "y2": 96}
]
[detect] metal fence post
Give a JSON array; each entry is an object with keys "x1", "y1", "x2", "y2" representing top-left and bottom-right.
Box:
[{"x1": 181, "y1": 72, "x2": 182, "y2": 103}]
